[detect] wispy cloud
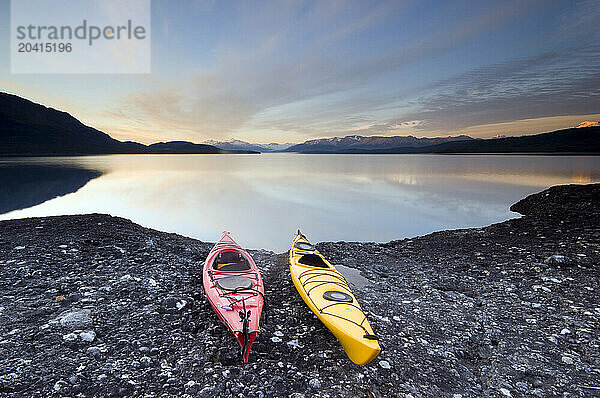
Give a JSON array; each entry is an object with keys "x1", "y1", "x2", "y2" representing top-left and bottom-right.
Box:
[{"x1": 400, "y1": 46, "x2": 600, "y2": 133}]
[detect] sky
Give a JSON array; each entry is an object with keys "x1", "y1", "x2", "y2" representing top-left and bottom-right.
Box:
[{"x1": 1, "y1": 0, "x2": 599, "y2": 144}]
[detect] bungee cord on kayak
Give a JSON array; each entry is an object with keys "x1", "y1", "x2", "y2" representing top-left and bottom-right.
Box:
[{"x1": 296, "y1": 259, "x2": 380, "y2": 342}]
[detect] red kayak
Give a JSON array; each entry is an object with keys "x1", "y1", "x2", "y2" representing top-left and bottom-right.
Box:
[{"x1": 202, "y1": 232, "x2": 264, "y2": 363}]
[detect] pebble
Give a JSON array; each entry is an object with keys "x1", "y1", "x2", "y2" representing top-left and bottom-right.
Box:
[
  {"x1": 59, "y1": 309, "x2": 92, "y2": 329},
  {"x1": 308, "y1": 378, "x2": 321, "y2": 389},
  {"x1": 62, "y1": 333, "x2": 77, "y2": 342},
  {"x1": 86, "y1": 347, "x2": 102, "y2": 358},
  {"x1": 500, "y1": 388, "x2": 512, "y2": 397},
  {"x1": 287, "y1": 339, "x2": 301, "y2": 349},
  {"x1": 53, "y1": 380, "x2": 69, "y2": 393},
  {"x1": 515, "y1": 382, "x2": 528, "y2": 391},
  {"x1": 561, "y1": 356, "x2": 574, "y2": 365},
  {"x1": 544, "y1": 255, "x2": 572, "y2": 266},
  {"x1": 79, "y1": 330, "x2": 96, "y2": 342},
  {"x1": 379, "y1": 360, "x2": 391, "y2": 369},
  {"x1": 531, "y1": 389, "x2": 544, "y2": 397},
  {"x1": 176, "y1": 300, "x2": 187, "y2": 310},
  {"x1": 271, "y1": 336, "x2": 282, "y2": 343},
  {"x1": 198, "y1": 386, "x2": 217, "y2": 397}
]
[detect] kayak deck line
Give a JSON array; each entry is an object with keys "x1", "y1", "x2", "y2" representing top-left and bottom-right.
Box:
[
  {"x1": 207, "y1": 269, "x2": 262, "y2": 284},
  {"x1": 298, "y1": 268, "x2": 348, "y2": 284},
  {"x1": 207, "y1": 270, "x2": 263, "y2": 310},
  {"x1": 296, "y1": 268, "x2": 377, "y2": 340}
]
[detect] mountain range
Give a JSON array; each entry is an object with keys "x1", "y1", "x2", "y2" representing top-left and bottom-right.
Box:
[
  {"x1": 287, "y1": 127, "x2": 600, "y2": 154},
  {"x1": 202, "y1": 139, "x2": 294, "y2": 152},
  {"x1": 285, "y1": 134, "x2": 476, "y2": 152},
  {"x1": 0, "y1": 93, "x2": 257, "y2": 156}
]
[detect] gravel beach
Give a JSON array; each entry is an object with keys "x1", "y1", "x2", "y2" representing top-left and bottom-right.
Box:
[{"x1": 0, "y1": 184, "x2": 598, "y2": 397}]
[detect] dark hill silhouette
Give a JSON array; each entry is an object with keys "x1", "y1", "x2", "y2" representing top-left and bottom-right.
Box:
[
  {"x1": 0, "y1": 93, "x2": 257, "y2": 155},
  {"x1": 147, "y1": 141, "x2": 222, "y2": 154}
]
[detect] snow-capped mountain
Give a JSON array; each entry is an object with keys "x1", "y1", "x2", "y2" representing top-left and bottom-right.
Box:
[
  {"x1": 202, "y1": 139, "x2": 294, "y2": 152},
  {"x1": 285, "y1": 134, "x2": 475, "y2": 152}
]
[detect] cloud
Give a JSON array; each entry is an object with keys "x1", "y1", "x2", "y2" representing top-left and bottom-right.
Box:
[
  {"x1": 555, "y1": 0, "x2": 600, "y2": 45},
  {"x1": 400, "y1": 46, "x2": 600, "y2": 133},
  {"x1": 308, "y1": 0, "x2": 413, "y2": 49},
  {"x1": 344, "y1": 0, "x2": 548, "y2": 82}
]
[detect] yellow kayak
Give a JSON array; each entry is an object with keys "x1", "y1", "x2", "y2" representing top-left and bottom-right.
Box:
[{"x1": 289, "y1": 231, "x2": 381, "y2": 365}]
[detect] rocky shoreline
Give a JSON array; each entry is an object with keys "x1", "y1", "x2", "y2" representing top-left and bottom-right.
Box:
[{"x1": 0, "y1": 184, "x2": 598, "y2": 397}]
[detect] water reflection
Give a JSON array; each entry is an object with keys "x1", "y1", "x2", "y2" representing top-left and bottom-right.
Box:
[
  {"x1": 0, "y1": 163, "x2": 101, "y2": 214},
  {"x1": 0, "y1": 154, "x2": 598, "y2": 251}
]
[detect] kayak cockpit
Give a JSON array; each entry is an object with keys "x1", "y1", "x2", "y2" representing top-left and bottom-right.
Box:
[
  {"x1": 213, "y1": 250, "x2": 251, "y2": 271},
  {"x1": 297, "y1": 253, "x2": 330, "y2": 268}
]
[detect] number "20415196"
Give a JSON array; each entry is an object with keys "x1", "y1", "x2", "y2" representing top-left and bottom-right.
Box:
[{"x1": 18, "y1": 42, "x2": 72, "y2": 53}]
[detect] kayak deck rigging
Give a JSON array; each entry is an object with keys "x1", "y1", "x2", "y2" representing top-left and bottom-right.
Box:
[
  {"x1": 207, "y1": 269, "x2": 263, "y2": 320},
  {"x1": 296, "y1": 268, "x2": 377, "y2": 340}
]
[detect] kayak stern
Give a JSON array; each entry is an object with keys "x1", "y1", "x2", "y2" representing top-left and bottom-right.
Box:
[{"x1": 235, "y1": 330, "x2": 258, "y2": 363}]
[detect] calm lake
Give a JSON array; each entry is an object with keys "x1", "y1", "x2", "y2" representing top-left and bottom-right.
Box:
[{"x1": 1, "y1": 154, "x2": 599, "y2": 251}]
